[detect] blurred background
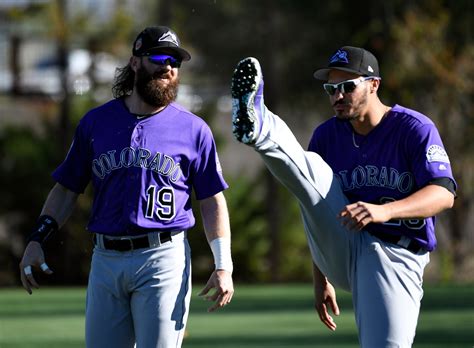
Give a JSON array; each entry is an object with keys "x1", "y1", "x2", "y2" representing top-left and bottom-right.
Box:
[{"x1": 0, "y1": 0, "x2": 473, "y2": 287}]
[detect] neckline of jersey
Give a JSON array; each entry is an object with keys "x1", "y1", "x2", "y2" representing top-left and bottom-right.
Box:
[
  {"x1": 349, "y1": 106, "x2": 395, "y2": 147},
  {"x1": 120, "y1": 98, "x2": 165, "y2": 120}
]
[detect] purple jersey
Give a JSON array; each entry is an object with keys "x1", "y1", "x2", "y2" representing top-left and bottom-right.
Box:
[
  {"x1": 308, "y1": 104, "x2": 456, "y2": 251},
  {"x1": 53, "y1": 99, "x2": 228, "y2": 236}
]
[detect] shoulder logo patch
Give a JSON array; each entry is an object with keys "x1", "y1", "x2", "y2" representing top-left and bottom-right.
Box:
[{"x1": 426, "y1": 145, "x2": 450, "y2": 163}]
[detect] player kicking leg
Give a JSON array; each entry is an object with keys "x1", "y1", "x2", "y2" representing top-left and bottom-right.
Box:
[{"x1": 231, "y1": 57, "x2": 356, "y2": 291}]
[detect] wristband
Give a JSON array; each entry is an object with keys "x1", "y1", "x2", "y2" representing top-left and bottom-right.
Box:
[
  {"x1": 27, "y1": 215, "x2": 58, "y2": 245},
  {"x1": 209, "y1": 237, "x2": 233, "y2": 273}
]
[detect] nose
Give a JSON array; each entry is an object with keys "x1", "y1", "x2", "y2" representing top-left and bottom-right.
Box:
[
  {"x1": 149, "y1": 64, "x2": 173, "y2": 77},
  {"x1": 331, "y1": 89, "x2": 344, "y2": 100},
  {"x1": 154, "y1": 62, "x2": 172, "y2": 71}
]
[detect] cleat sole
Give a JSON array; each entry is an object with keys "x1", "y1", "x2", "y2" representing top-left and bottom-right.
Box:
[{"x1": 231, "y1": 57, "x2": 262, "y2": 144}]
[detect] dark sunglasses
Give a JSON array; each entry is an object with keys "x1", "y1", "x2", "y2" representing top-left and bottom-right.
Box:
[
  {"x1": 147, "y1": 54, "x2": 182, "y2": 68},
  {"x1": 323, "y1": 77, "x2": 379, "y2": 96}
]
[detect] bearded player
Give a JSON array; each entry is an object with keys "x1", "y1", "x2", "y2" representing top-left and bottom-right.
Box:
[
  {"x1": 19, "y1": 26, "x2": 234, "y2": 348},
  {"x1": 230, "y1": 48, "x2": 456, "y2": 347}
]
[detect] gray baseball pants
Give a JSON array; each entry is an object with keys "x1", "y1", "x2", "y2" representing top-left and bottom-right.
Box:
[
  {"x1": 253, "y1": 109, "x2": 430, "y2": 348},
  {"x1": 85, "y1": 231, "x2": 190, "y2": 348}
]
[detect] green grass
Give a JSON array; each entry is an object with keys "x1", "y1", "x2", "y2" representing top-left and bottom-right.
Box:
[{"x1": 0, "y1": 284, "x2": 473, "y2": 347}]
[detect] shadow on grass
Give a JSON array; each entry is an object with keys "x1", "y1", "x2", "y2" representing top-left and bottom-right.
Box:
[
  {"x1": 183, "y1": 327, "x2": 474, "y2": 348},
  {"x1": 0, "y1": 298, "x2": 85, "y2": 318},
  {"x1": 0, "y1": 340, "x2": 84, "y2": 348},
  {"x1": 1, "y1": 284, "x2": 473, "y2": 347},
  {"x1": 420, "y1": 285, "x2": 474, "y2": 309},
  {"x1": 414, "y1": 327, "x2": 474, "y2": 346},
  {"x1": 191, "y1": 288, "x2": 354, "y2": 314},
  {"x1": 183, "y1": 332, "x2": 359, "y2": 348}
]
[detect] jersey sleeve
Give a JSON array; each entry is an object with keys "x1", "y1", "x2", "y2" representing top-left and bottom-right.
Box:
[
  {"x1": 308, "y1": 126, "x2": 327, "y2": 157},
  {"x1": 192, "y1": 125, "x2": 228, "y2": 200},
  {"x1": 52, "y1": 119, "x2": 92, "y2": 194},
  {"x1": 308, "y1": 126, "x2": 322, "y2": 153},
  {"x1": 307, "y1": 131, "x2": 318, "y2": 152},
  {"x1": 407, "y1": 123, "x2": 457, "y2": 190}
]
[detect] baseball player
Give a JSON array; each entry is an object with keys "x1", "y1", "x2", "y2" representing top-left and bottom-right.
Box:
[
  {"x1": 19, "y1": 26, "x2": 234, "y2": 348},
  {"x1": 230, "y1": 47, "x2": 456, "y2": 347}
]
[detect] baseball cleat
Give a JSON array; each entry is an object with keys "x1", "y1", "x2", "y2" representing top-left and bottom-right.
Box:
[{"x1": 231, "y1": 57, "x2": 264, "y2": 144}]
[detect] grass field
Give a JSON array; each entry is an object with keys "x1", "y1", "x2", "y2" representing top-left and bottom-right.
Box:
[{"x1": 0, "y1": 284, "x2": 473, "y2": 347}]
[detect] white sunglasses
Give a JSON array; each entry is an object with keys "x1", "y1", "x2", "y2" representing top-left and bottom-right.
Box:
[{"x1": 323, "y1": 76, "x2": 380, "y2": 95}]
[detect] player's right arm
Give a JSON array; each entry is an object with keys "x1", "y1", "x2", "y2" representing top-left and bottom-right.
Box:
[
  {"x1": 19, "y1": 183, "x2": 79, "y2": 294},
  {"x1": 312, "y1": 262, "x2": 340, "y2": 331}
]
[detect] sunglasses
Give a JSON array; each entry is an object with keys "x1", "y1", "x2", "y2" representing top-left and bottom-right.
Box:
[
  {"x1": 147, "y1": 54, "x2": 182, "y2": 68},
  {"x1": 323, "y1": 76, "x2": 379, "y2": 96}
]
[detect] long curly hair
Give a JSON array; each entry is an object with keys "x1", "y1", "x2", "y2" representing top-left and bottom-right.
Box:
[{"x1": 112, "y1": 64, "x2": 135, "y2": 98}]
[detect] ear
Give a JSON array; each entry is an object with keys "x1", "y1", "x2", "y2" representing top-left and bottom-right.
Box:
[
  {"x1": 370, "y1": 78, "x2": 381, "y2": 93},
  {"x1": 130, "y1": 56, "x2": 141, "y2": 73}
]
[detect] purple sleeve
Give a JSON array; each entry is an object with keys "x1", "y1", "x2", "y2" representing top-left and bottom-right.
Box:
[
  {"x1": 308, "y1": 126, "x2": 331, "y2": 162},
  {"x1": 52, "y1": 120, "x2": 92, "y2": 193},
  {"x1": 192, "y1": 126, "x2": 228, "y2": 200},
  {"x1": 407, "y1": 123, "x2": 456, "y2": 190},
  {"x1": 308, "y1": 128, "x2": 321, "y2": 153}
]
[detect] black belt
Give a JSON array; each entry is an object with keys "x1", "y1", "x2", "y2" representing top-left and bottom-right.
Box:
[
  {"x1": 369, "y1": 231, "x2": 424, "y2": 254},
  {"x1": 95, "y1": 231, "x2": 172, "y2": 251}
]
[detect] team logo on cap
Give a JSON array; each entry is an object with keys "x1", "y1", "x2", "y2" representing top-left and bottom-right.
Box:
[
  {"x1": 426, "y1": 145, "x2": 450, "y2": 163},
  {"x1": 134, "y1": 37, "x2": 143, "y2": 51},
  {"x1": 158, "y1": 31, "x2": 179, "y2": 46},
  {"x1": 330, "y1": 49, "x2": 349, "y2": 64}
]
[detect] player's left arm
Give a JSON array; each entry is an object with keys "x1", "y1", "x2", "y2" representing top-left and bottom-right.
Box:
[
  {"x1": 312, "y1": 262, "x2": 340, "y2": 331},
  {"x1": 197, "y1": 191, "x2": 234, "y2": 312},
  {"x1": 339, "y1": 183, "x2": 455, "y2": 231}
]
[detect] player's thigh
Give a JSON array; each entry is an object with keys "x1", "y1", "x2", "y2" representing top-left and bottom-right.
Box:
[
  {"x1": 131, "y1": 237, "x2": 192, "y2": 348},
  {"x1": 85, "y1": 250, "x2": 135, "y2": 348},
  {"x1": 353, "y1": 236, "x2": 427, "y2": 348}
]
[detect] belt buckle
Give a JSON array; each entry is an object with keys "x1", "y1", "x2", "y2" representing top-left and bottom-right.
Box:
[{"x1": 120, "y1": 237, "x2": 134, "y2": 251}]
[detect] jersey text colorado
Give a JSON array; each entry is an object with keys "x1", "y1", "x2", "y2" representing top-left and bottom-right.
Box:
[
  {"x1": 92, "y1": 147, "x2": 182, "y2": 182},
  {"x1": 336, "y1": 165, "x2": 414, "y2": 193}
]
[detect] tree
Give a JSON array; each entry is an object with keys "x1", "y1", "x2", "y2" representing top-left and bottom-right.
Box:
[
  {"x1": 385, "y1": 2, "x2": 474, "y2": 282},
  {"x1": 1, "y1": 0, "x2": 472, "y2": 286},
  {"x1": 173, "y1": 0, "x2": 474, "y2": 282}
]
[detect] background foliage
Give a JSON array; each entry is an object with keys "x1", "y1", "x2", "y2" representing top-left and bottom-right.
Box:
[{"x1": 0, "y1": 0, "x2": 472, "y2": 286}]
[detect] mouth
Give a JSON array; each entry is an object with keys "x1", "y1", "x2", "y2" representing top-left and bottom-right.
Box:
[
  {"x1": 154, "y1": 75, "x2": 169, "y2": 81},
  {"x1": 334, "y1": 103, "x2": 349, "y2": 112},
  {"x1": 152, "y1": 70, "x2": 172, "y2": 80},
  {"x1": 150, "y1": 75, "x2": 172, "y2": 88}
]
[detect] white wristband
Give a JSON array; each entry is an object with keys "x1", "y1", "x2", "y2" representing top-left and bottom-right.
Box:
[{"x1": 209, "y1": 237, "x2": 233, "y2": 273}]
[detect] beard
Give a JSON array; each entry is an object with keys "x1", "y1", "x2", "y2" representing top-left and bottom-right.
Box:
[
  {"x1": 334, "y1": 107, "x2": 359, "y2": 121},
  {"x1": 135, "y1": 65, "x2": 179, "y2": 107},
  {"x1": 334, "y1": 86, "x2": 369, "y2": 121}
]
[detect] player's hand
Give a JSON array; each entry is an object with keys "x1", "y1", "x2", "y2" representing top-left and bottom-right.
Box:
[
  {"x1": 198, "y1": 269, "x2": 234, "y2": 313},
  {"x1": 314, "y1": 279, "x2": 339, "y2": 331},
  {"x1": 19, "y1": 241, "x2": 53, "y2": 294},
  {"x1": 338, "y1": 201, "x2": 391, "y2": 231}
]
